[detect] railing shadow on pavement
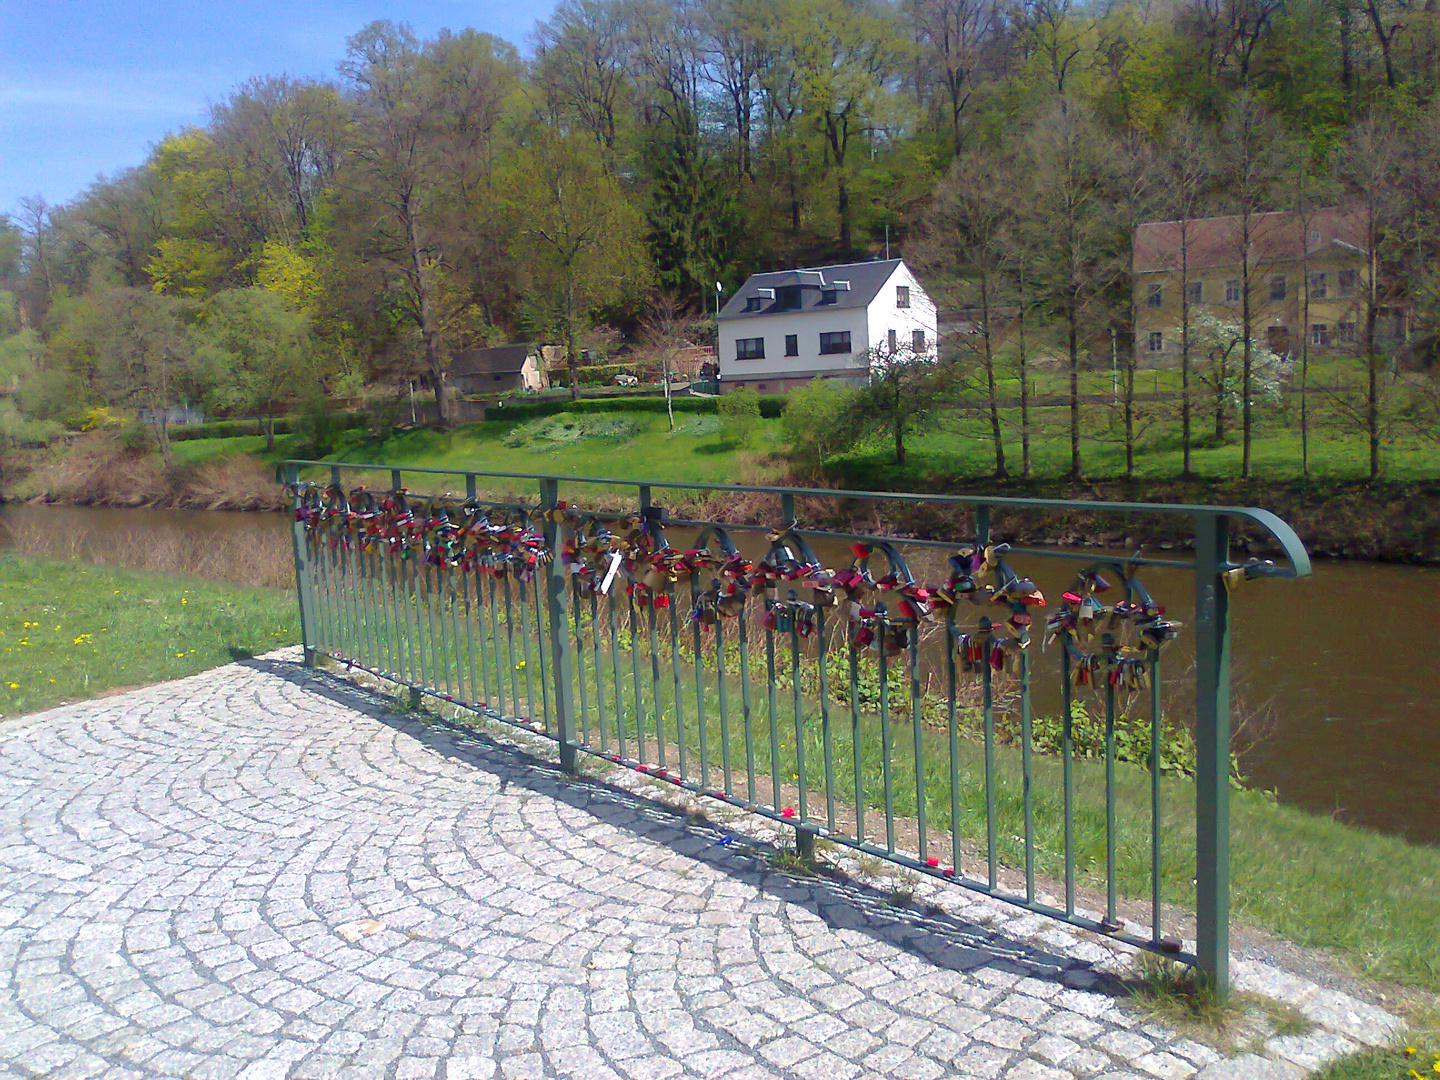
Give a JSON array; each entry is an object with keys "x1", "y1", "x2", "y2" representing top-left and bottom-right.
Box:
[{"x1": 241, "y1": 652, "x2": 1129, "y2": 1000}]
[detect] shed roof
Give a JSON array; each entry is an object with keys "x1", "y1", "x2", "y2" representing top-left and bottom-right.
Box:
[
  {"x1": 449, "y1": 345, "x2": 533, "y2": 377},
  {"x1": 1133, "y1": 206, "x2": 1367, "y2": 274},
  {"x1": 718, "y1": 259, "x2": 904, "y2": 321}
]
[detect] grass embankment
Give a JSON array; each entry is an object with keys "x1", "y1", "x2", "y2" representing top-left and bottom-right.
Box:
[
  {"x1": 314, "y1": 409, "x2": 785, "y2": 491},
  {"x1": 0, "y1": 552, "x2": 300, "y2": 717}
]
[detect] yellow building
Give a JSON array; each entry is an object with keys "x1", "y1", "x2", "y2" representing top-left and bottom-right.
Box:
[{"x1": 1132, "y1": 206, "x2": 1406, "y2": 362}]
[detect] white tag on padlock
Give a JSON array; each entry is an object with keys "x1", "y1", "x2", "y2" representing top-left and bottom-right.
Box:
[{"x1": 599, "y1": 551, "x2": 623, "y2": 595}]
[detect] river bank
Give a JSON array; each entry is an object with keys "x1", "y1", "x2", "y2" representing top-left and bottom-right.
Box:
[{"x1": 6, "y1": 434, "x2": 1440, "y2": 563}]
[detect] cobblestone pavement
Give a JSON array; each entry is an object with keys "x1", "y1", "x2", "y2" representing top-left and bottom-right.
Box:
[{"x1": 0, "y1": 653, "x2": 1403, "y2": 1080}]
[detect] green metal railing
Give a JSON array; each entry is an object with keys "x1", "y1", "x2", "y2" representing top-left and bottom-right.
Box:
[{"x1": 278, "y1": 460, "x2": 1311, "y2": 994}]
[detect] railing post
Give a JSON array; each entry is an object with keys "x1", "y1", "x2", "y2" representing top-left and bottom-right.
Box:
[
  {"x1": 1193, "y1": 513, "x2": 1231, "y2": 997},
  {"x1": 286, "y1": 463, "x2": 319, "y2": 668},
  {"x1": 541, "y1": 478, "x2": 579, "y2": 773}
]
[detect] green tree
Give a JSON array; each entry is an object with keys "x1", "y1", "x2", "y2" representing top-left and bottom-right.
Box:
[
  {"x1": 509, "y1": 131, "x2": 651, "y2": 401},
  {"x1": 197, "y1": 289, "x2": 311, "y2": 450}
]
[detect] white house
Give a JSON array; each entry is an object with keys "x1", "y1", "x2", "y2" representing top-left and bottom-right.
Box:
[{"x1": 715, "y1": 259, "x2": 938, "y2": 394}]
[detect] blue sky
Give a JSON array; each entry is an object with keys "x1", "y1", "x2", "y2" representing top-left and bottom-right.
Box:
[{"x1": 0, "y1": 1, "x2": 555, "y2": 215}]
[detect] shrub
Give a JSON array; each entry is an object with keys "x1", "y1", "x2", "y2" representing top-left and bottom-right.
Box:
[
  {"x1": 717, "y1": 387, "x2": 761, "y2": 447},
  {"x1": 780, "y1": 379, "x2": 858, "y2": 468}
]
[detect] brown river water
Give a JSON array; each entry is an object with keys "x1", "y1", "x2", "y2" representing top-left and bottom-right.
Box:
[{"x1": 2, "y1": 502, "x2": 1437, "y2": 847}]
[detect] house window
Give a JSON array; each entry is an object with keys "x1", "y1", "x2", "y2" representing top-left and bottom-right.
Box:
[
  {"x1": 1311, "y1": 324, "x2": 1330, "y2": 347},
  {"x1": 1270, "y1": 276, "x2": 1287, "y2": 301},
  {"x1": 1338, "y1": 270, "x2": 1358, "y2": 298},
  {"x1": 736, "y1": 337, "x2": 765, "y2": 360},
  {"x1": 1187, "y1": 281, "x2": 1203, "y2": 305},
  {"x1": 819, "y1": 331, "x2": 852, "y2": 355},
  {"x1": 896, "y1": 285, "x2": 910, "y2": 308},
  {"x1": 744, "y1": 296, "x2": 761, "y2": 312},
  {"x1": 784, "y1": 334, "x2": 798, "y2": 357},
  {"x1": 912, "y1": 330, "x2": 926, "y2": 351},
  {"x1": 821, "y1": 289, "x2": 837, "y2": 305},
  {"x1": 1310, "y1": 272, "x2": 1328, "y2": 299},
  {"x1": 776, "y1": 285, "x2": 801, "y2": 310},
  {"x1": 1146, "y1": 284, "x2": 1162, "y2": 308},
  {"x1": 1225, "y1": 280, "x2": 1241, "y2": 302},
  {"x1": 1147, "y1": 331, "x2": 1163, "y2": 352},
  {"x1": 887, "y1": 329, "x2": 897, "y2": 353},
  {"x1": 1337, "y1": 321, "x2": 1356, "y2": 343}
]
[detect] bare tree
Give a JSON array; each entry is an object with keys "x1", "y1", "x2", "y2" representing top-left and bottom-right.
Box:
[
  {"x1": 1022, "y1": 102, "x2": 1110, "y2": 480},
  {"x1": 905, "y1": 0, "x2": 998, "y2": 153},
  {"x1": 1216, "y1": 93, "x2": 1283, "y2": 478}
]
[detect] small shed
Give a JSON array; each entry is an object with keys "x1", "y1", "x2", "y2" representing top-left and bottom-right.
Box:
[{"x1": 449, "y1": 346, "x2": 548, "y2": 395}]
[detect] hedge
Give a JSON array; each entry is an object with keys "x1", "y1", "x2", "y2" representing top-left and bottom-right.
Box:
[{"x1": 166, "y1": 411, "x2": 368, "y2": 442}]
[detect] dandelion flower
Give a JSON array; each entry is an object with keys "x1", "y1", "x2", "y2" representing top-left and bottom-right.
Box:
[{"x1": 6, "y1": 683, "x2": 16, "y2": 689}]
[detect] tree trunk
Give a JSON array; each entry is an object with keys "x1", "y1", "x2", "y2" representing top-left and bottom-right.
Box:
[
  {"x1": 409, "y1": 206, "x2": 449, "y2": 427},
  {"x1": 1180, "y1": 232, "x2": 1193, "y2": 478},
  {"x1": 1018, "y1": 279, "x2": 1031, "y2": 478},
  {"x1": 837, "y1": 170, "x2": 851, "y2": 252},
  {"x1": 266, "y1": 413, "x2": 276, "y2": 453},
  {"x1": 1240, "y1": 249, "x2": 1253, "y2": 478},
  {"x1": 980, "y1": 274, "x2": 1006, "y2": 478},
  {"x1": 895, "y1": 416, "x2": 906, "y2": 465},
  {"x1": 1067, "y1": 297, "x2": 1082, "y2": 480}
]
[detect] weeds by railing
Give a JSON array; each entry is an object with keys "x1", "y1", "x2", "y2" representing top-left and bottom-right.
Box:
[{"x1": 279, "y1": 460, "x2": 1311, "y2": 994}]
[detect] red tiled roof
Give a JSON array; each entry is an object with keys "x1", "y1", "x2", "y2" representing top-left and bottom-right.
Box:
[{"x1": 1133, "y1": 206, "x2": 1368, "y2": 274}]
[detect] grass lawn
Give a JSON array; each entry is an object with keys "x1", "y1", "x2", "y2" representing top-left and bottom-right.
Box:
[
  {"x1": 0, "y1": 552, "x2": 300, "y2": 718},
  {"x1": 830, "y1": 401, "x2": 1440, "y2": 485},
  {"x1": 297, "y1": 410, "x2": 787, "y2": 492}
]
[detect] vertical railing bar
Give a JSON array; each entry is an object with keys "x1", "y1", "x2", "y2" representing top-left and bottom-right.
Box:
[
  {"x1": 590, "y1": 590, "x2": 607, "y2": 754},
  {"x1": 286, "y1": 467, "x2": 318, "y2": 667},
  {"x1": 539, "y1": 477, "x2": 577, "y2": 772},
  {"x1": 849, "y1": 638, "x2": 864, "y2": 844},
  {"x1": 790, "y1": 618, "x2": 808, "y2": 823},
  {"x1": 503, "y1": 576, "x2": 519, "y2": 716},
  {"x1": 817, "y1": 603, "x2": 836, "y2": 835},
  {"x1": 716, "y1": 618, "x2": 732, "y2": 797},
  {"x1": 448, "y1": 563, "x2": 466, "y2": 702},
  {"x1": 738, "y1": 608, "x2": 756, "y2": 805},
  {"x1": 946, "y1": 611, "x2": 961, "y2": 876},
  {"x1": 765, "y1": 620, "x2": 781, "y2": 810},
  {"x1": 878, "y1": 628, "x2": 895, "y2": 853},
  {"x1": 1194, "y1": 513, "x2": 1232, "y2": 996},
  {"x1": 1021, "y1": 645, "x2": 1035, "y2": 905},
  {"x1": 608, "y1": 589, "x2": 626, "y2": 760},
  {"x1": 572, "y1": 578, "x2": 590, "y2": 746},
  {"x1": 692, "y1": 577, "x2": 708, "y2": 789},
  {"x1": 1105, "y1": 636, "x2": 1119, "y2": 929},
  {"x1": 518, "y1": 572, "x2": 537, "y2": 722},
  {"x1": 669, "y1": 598, "x2": 687, "y2": 781},
  {"x1": 648, "y1": 604, "x2": 665, "y2": 771},
  {"x1": 430, "y1": 560, "x2": 453, "y2": 697},
  {"x1": 908, "y1": 621, "x2": 925, "y2": 862},
  {"x1": 1151, "y1": 649, "x2": 1163, "y2": 943},
  {"x1": 1062, "y1": 631, "x2": 1075, "y2": 916},
  {"x1": 487, "y1": 575, "x2": 505, "y2": 717},
  {"x1": 982, "y1": 627, "x2": 997, "y2": 889},
  {"x1": 461, "y1": 565, "x2": 480, "y2": 707},
  {"x1": 629, "y1": 590, "x2": 646, "y2": 764}
]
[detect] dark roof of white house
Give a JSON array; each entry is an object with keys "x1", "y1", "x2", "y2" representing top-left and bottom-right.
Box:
[{"x1": 718, "y1": 259, "x2": 905, "y2": 321}]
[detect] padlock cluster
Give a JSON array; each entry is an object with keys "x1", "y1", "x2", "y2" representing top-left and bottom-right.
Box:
[
  {"x1": 291, "y1": 485, "x2": 1180, "y2": 675},
  {"x1": 1043, "y1": 567, "x2": 1183, "y2": 692},
  {"x1": 293, "y1": 487, "x2": 553, "y2": 582}
]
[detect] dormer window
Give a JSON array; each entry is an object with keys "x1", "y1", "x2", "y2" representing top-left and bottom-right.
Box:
[
  {"x1": 896, "y1": 285, "x2": 911, "y2": 308},
  {"x1": 821, "y1": 289, "x2": 837, "y2": 305},
  {"x1": 744, "y1": 296, "x2": 761, "y2": 312},
  {"x1": 776, "y1": 285, "x2": 802, "y2": 310}
]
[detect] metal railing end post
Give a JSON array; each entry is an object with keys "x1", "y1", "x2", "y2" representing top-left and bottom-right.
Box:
[
  {"x1": 1193, "y1": 512, "x2": 1232, "y2": 1000},
  {"x1": 541, "y1": 478, "x2": 580, "y2": 775}
]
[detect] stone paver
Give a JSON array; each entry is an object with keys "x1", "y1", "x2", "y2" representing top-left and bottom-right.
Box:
[{"x1": 0, "y1": 653, "x2": 1403, "y2": 1079}]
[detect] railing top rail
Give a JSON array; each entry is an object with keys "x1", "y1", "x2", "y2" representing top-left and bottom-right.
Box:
[{"x1": 278, "y1": 459, "x2": 1312, "y2": 579}]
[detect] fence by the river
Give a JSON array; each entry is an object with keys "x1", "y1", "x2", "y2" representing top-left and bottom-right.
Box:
[{"x1": 278, "y1": 461, "x2": 1311, "y2": 994}]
